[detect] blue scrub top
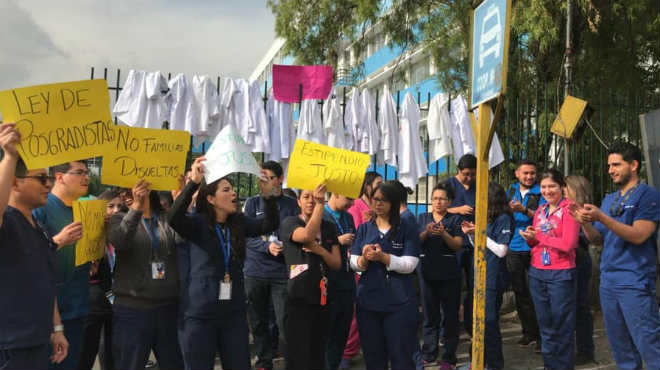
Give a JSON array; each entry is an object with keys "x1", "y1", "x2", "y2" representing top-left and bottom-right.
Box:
[
  {"x1": 507, "y1": 182, "x2": 546, "y2": 252},
  {"x1": 352, "y1": 219, "x2": 420, "y2": 312},
  {"x1": 417, "y1": 212, "x2": 463, "y2": 281},
  {"x1": 401, "y1": 208, "x2": 418, "y2": 229},
  {"x1": 594, "y1": 183, "x2": 660, "y2": 287},
  {"x1": 448, "y1": 176, "x2": 476, "y2": 222},
  {"x1": 486, "y1": 214, "x2": 513, "y2": 290}
]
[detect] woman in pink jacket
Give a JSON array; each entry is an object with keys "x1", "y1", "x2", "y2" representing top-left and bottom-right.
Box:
[{"x1": 520, "y1": 168, "x2": 580, "y2": 370}]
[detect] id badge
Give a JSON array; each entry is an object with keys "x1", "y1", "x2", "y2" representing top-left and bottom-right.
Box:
[
  {"x1": 151, "y1": 261, "x2": 166, "y2": 279},
  {"x1": 542, "y1": 249, "x2": 551, "y2": 266},
  {"x1": 219, "y1": 274, "x2": 232, "y2": 300}
]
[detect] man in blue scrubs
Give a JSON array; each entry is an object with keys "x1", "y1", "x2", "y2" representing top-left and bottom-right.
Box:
[
  {"x1": 34, "y1": 160, "x2": 90, "y2": 370},
  {"x1": 577, "y1": 141, "x2": 660, "y2": 370},
  {"x1": 506, "y1": 159, "x2": 543, "y2": 352},
  {"x1": 0, "y1": 123, "x2": 68, "y2": 369},
  {"x1": 446, "y1": 154, "x2": 476, "y2": 336}
]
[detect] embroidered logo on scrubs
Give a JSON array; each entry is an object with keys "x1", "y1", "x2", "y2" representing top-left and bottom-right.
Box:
[
  {"x1": 501, "y1": 229, "x2": 511, "y2": 234},
  {"x1": 392, "y1": 242, "x2": 404, "y2": 249}
]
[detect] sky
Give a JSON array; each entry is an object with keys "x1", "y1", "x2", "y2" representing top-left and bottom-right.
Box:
[{"x1": 0, "y1": 0, "x2": 277, "y2": 90}]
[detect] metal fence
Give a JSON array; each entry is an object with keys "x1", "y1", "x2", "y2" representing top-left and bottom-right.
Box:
[{"x1": 92, "y1": 67, "x2": 658, "y2": 208}]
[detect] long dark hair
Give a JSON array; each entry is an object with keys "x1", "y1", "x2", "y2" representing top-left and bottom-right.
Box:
[
  {"x1": 196, "y1": 176, "x2": 246, "y2": 261},
  {"x1": 360, "y1": 171, "x2": 381, "y2": 198},
  {"x1": 371, "y1": 182, "x2": 402, "y2": 240},
  {"x1": 487, "y1": 182, "x2": 511, "y2": 223}
]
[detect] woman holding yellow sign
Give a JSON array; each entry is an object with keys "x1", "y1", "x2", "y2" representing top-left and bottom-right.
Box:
[
  {"x1": 168, "y1": 157, "x2": 280, "y2": 370},
  {"x1": 107, "y1": 179, "x2": 183, "y2": 370}
]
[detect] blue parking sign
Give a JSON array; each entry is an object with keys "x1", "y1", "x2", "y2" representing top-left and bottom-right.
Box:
[{"x1": 470, "y1": 0, "x2": 510, "y2": 108}]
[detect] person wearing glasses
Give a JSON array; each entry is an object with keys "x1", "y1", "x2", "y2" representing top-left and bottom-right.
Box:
[
  {"x1": 107, "y1": 179, "x2": 184, "y2": 370},
  {"x1": 350, "y1": 181, "x2": 420, "y2": 370},
  {"x1": 33, "y1": 160, "x2": 91, "y2": 370},
  {"x1": 573, "y1": 141, "x2": 660, "y2": 370},
  {"x1": 417, "y1": 182, "x2": 463, "y2": 369},
  {"x1": 243, "y1": 161, "x2": 299, "y2": 370},
  {"x1": 519, "y1": 169, "x2": 580, "y2": 370},
  {"x1": 0, "y1": 123, "x2": 68, "y2": 369}
]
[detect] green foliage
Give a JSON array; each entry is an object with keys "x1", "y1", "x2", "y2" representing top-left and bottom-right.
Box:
[{"x1": 268, "y1": 0, "x2": 659, "y2": 101}]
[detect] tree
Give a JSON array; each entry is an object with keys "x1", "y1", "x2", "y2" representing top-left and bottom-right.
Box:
[{"x1": 268, "y1": 0, "x2": 659, "y2": 102}]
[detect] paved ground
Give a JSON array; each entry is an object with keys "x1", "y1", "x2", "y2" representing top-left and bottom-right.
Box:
[{"x1": 98, "y1": 310, "x2": 618, "y2": 370}]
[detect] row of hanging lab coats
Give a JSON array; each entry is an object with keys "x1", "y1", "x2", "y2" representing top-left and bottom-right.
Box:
[
  {"x1": 113, "y1": 70, "x2": 272, "y2": 149},
  {"x1": 112, "y1": 70, "x2": 503, "y2": 188}
]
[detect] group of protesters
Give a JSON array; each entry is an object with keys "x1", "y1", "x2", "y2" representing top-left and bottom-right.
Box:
[{"x1": 1, "y1": 119, "x2": 659, "y2": 370}]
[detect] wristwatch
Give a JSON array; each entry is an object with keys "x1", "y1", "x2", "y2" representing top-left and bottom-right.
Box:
[{"x1": 53, "y1": 324, "x2": 64, "y2": 333}]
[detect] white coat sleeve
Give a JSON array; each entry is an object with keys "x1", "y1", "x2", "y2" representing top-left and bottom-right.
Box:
[
  {"x1": 350, "y1": 254, "x2": 366, "y2": 272},
  {"x1": 386, "y1": 255, "x2": 419, "y2": 274}
]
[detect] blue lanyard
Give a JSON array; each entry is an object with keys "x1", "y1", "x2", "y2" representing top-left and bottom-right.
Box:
[
  {"x1": 141, "y1": 217, "x2": 160, "y2": 254},
  {"x1": 214, "y1": 224, "x2": 231, "y2": 272},
  {"x1": 543, "y1": 199, "x2": 563, "y2": 218},
  {"x1": 324, "y1": 205, "x2": 345, "y2": 234}
]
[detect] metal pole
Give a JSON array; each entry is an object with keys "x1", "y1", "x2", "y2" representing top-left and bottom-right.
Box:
[{"x1": 564, "y1": 0, "x2": 573, "y2": 175}]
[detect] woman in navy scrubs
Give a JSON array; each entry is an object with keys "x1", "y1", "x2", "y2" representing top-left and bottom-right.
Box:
[
  {"x1": 462, "y1": 182, "x2": 513, "y2": 370},
  {"x1": 168, "y1": 157, "x2": 279, "y2": 370},
  {"x1": 417, "y1": 182, "x2": 463, "y2": 369},
  {"x1": 280, "y1": 185, "x2": 341, "y2": 369},
  {"x1": 350, "y1": 181, "x2": 421, "y2": 370}
]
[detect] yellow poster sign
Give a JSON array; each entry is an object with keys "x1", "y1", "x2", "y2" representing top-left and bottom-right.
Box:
[
  {"x1": 101, "y1": 126, "x2": 190, "y2": 191},
  {"x1": 287, "y1": 139, "x2": 371, "y2": 198},
  {"x1": 73, "y1": 200, "x2": 107, "y2": 266},
  {"x1": 0, "y1": 79, "x2": 115, "y2": 169}
]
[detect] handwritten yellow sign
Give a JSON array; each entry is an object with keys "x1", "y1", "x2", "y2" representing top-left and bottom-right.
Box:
[
  {"x1": 73, "y1": 200, "x2": 107, "y2": 266},
  {"x1": 101, "y1": 126, "x2": 190, "y2": 191},
  {"x1": 0, "y1": 80, "x2": 115, "y2": 169},
  {"x1": 287, "y1": 139, "x2": 371, "y2": 198}
]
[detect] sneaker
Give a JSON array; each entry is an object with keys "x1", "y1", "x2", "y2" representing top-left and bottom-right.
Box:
[
  {"x1": 517, "y1": 335, "x2": 536, "y2": 346},
  {"x1": 575, "y1": 352, "x2": 597, "y2": 366},
  {"x1": 422, "y1": 359, "x2": 437, "y2": 367},
  {"x1": 438, "y1": 361, "x2": 455, "y2": 370},
  {"x1": 534, "y1": 340, "x2": 542, "y2": 354},
  {"x1": 338, "y1": 357, "x2": 351, "y2": 370}
]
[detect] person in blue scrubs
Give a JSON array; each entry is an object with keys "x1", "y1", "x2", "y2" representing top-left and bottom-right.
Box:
[
  {"x1": 563, "y1": 175, "x2": 596, "y2": 366},
  {"x1": 0, "y1": 124, "x2": 68, "y2": 369},
  {"x1": 576, "y1": 141, "x2": 660, "y2": 370},
  {"x1": 168, "y1": 157, "x2": 280, "y2": 370},
  {"x1": 506, "y1": 159, "x2": 543, "y2": 351},
  {"x1": 417, "y1": 182, "x2": 463, "y2": 369},
  {"x1": 446, "y1": 154, "x2": 476, "y2": 337},
  {"x1": 350, "y1": 181, "x2": 420, "y2": 370},
  {"x1": 462, "y1": 182, "x2": 513, "y2": 370},
  {"x1": 323, "y1": 193, "x2": 357, "y2": 370}
]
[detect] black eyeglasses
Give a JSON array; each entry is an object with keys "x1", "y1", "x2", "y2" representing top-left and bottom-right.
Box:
[{"x1": 17, "y1": 174, "x2": 55, "y2": 186}]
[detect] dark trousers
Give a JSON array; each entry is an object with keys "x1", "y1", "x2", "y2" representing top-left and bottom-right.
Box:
[
  {"x1": 49, "y1": 317, "x2": 84, "y2": 370},
  {"x1": 325, "y1": 291, "x2": 354, "y2": 370},
  {"x1": 0, "y1": 343, "x2": 50, "y2": 370},
  {"x1": 112, "y1": 303, "x2": 183, "y2": 370},
  {"x1": 484, "y1": 288, "x2": 504, "y2": 370},
  {"x1": 458, "y1": 248, "x2": 474, "y2": 336},
  {"x1": 600, "y1": 282, "x2": 660, "y2": 370},
  {"x1": 420, "y1": 278, "x2": 460, "y2": 365},
  {"x1": 506, "y1": 250, "x2": 540, "y2": 340},
  {"x1": 575, "y1": 250, "x2": 594, "y2": 357},
  {"x1": 357, "y1": 300, "x2": 418, "y2": 370},
  {"x1": 529, "y1": 270, "x2": 576, "y2": 370},
  {"x1": 78, "y1": 313, "x2": 113, "y2": 370},
  {"x1": 245, "y1": 276, "x2": 287, "y2": 369},
  {"x1": 181, "y1": 313, "x2": 250, "y2": 370},
  {"x1": 285, "y1": 301, "x2": 329, "y2": 370}
]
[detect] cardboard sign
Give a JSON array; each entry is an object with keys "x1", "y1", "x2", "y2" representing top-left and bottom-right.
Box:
[
  {"x1": 101, "y1": 126, "x2": 190, "y2": 191},
  {"x1": 204, "y1": 124, "x2": 262, "y2": 184},
  {"x1": 0, "y1": 80, "x2": 115, "y2": 169},
  {"x1": 551, "y1": 95, "x2": 588, "y2": 139},
  {"x1": 73, "y1": 200, "x2": 107, "y2": 266},
  {"x1": 287, "y1": 139, "x2": 370, "y2": 198}
]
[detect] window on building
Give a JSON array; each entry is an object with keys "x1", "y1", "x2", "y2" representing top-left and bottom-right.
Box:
[{"x1": 411, "y1": 57, "x2": 431, "y2": 86}]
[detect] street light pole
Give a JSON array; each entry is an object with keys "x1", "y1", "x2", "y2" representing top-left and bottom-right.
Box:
[{"x1": 564, "y1": 0, "x2": 573, "y2": 175}]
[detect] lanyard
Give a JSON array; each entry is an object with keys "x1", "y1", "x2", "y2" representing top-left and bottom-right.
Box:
[
  {"x1": 610, "y1": 184, "x2": 638, "y2": 217},
  {"x1": 543, "y1": 199, "x2": 563, "y2": 219},
  {"x1": 141, "y1": 217, "x2": 160, "y2": 255},
  {"x1": 214, "y1": 224, "x2": 231, "y2": 273},
  {"x1": 324, "y1": 205, "x2": 345, "y2": 234}
]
